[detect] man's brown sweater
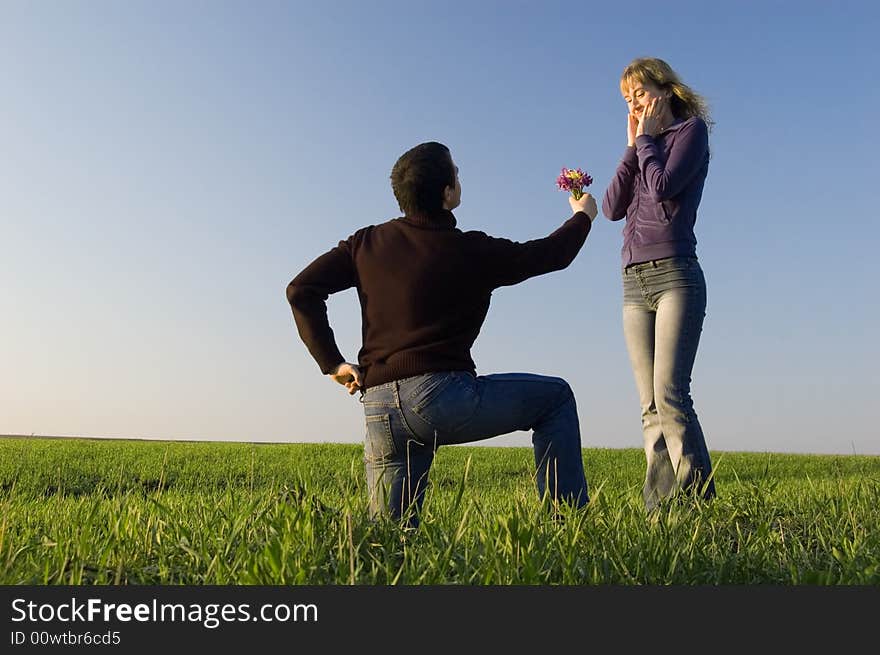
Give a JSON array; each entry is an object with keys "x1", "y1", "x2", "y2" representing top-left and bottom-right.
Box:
[{"x1": 287, "y1": 209, "x2": 592, "y2": 389}]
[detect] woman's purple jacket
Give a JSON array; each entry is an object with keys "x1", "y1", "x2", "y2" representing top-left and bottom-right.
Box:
[{"x1": 602, "y1": 116, "x2": 709, "y2": 268}]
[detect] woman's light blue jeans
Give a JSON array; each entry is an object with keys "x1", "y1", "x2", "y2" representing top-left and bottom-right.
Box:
[
  {"x1": 622, "y1": 256, "x2": 716, "y2": 511},
  {"x1": 362, "y1": 371, "x2": 589, "y2": 526}
]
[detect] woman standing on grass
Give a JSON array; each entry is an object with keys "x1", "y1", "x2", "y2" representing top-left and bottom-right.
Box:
[{"x1": 602, "y1": 57, "x2": 716, "y2": 511}]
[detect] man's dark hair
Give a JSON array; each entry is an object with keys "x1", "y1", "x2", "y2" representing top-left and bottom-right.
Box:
[{"x1": 390, "y1": 142, "x2": 455, "y2": 215}]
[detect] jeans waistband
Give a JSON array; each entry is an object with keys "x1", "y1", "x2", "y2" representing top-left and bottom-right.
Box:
[
  {"x1": 364, "y1": 371, "x2": 470, "y2": 393},
  {"x1": 624, "y1": 256, "x2": 697, "y2": 274}
]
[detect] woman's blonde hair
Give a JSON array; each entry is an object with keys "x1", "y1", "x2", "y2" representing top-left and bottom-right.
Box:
[{"x1": 621, "y1": 57, "x2": 713, "y2": 130}]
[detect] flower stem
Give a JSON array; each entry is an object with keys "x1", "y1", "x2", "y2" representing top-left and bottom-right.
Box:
[{"x1": 572, "y1": 190, "x2": 582, "y2": 200}]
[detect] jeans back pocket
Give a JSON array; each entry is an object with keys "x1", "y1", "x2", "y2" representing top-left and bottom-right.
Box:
[
  {"x1": 408, "y1": 372, "x2": 479, "y2": 434},
  {"x1": 364, "y1": 414, "x2": 396, "y2": 464}
]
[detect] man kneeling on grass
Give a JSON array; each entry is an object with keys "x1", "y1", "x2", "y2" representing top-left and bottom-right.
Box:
[{"x1": 286, "y1": 141, "x2": 597, "y2": 527}]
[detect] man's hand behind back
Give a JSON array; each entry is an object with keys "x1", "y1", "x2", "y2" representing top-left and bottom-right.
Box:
[{"x1": 328, "y1": 362, "x2": 363, "y2": 395}]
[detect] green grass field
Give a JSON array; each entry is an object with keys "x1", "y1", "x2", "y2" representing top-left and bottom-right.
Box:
[{"x1": 1, "y1": 437, "x2": 878, "y2": 585}]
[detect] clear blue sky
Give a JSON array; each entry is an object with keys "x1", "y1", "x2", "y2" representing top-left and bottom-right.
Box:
[{"x1": 2, "y1": 1, "x2": 878, "y2": 455}]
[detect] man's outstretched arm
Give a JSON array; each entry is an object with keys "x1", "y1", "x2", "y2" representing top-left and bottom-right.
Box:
[{"x1": 484, "y1": 193, "x2": 598, "y2": 289}]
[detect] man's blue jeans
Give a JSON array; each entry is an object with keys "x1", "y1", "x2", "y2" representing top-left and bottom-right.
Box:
[
  {"x1": 622, "y1": 256, "x2": 716, "y2": 511},
  {"x1": 362, "y1": 371, "x2": 589, "y2": 525}
]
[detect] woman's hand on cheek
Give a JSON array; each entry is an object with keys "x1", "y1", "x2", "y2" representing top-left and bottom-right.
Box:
[{"x1": 628, "y1": 111, "x2": 639, "y2": 146}]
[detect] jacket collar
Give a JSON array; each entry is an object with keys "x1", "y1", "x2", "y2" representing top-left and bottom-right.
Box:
[
  {"x1": 400, "y1": 209, "x2": 457, "y2": 230},
  {"x1": 658, "y1": 117, "x2": 687, "y2": 135}
]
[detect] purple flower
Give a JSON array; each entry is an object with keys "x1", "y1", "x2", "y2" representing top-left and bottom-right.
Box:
[{"x1": 556, "y1": 167, "x2": 593, "y2": 199}]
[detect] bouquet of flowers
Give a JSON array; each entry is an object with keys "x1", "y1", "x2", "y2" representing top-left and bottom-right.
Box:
[{"x1": 556, "y1": 167, "x2": 593, "y2": 200}]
